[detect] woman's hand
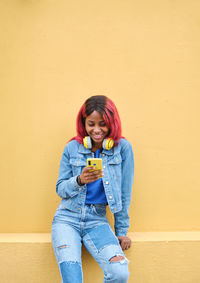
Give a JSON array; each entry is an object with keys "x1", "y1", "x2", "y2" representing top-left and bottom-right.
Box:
[
  {"x1": 117, "y1": 236, "x2": 131, "y2": 250},
  {"x1": 79, "y1": 167, "x2": 104, "y2": 184}
]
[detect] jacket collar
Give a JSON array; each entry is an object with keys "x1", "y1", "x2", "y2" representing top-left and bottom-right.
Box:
[
  {"x1": 78, "y1": 143, "x2": 91, "y2": 154},
  {"x1": 102, "y1": 148, "x2": 114, "y2": 155}
]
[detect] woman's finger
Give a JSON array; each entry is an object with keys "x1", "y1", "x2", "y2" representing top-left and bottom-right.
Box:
[
  {"x1": 120, "y1": 238, "x2": 131, "y2": 250},
  {"x1": 84, "y1": 171, "x2": 103, "y2": 178}
]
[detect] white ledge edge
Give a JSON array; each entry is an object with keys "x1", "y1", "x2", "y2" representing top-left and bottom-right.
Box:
[{"x1": 0, "y1": 232, "x2": 200, "y2": 243}]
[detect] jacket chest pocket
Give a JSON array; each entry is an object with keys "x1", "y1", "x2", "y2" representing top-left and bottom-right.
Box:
[
  {"x1": 107, "y1": 154, "x2": 122, "y2": 178},
  {"x1": 69, "y1": 158, "x2": 87, "y2": 176}
]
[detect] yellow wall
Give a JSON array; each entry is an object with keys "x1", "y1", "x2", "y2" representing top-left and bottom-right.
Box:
[{"x1": 0, "y1": 0, "x2": 200, "y2": 233}]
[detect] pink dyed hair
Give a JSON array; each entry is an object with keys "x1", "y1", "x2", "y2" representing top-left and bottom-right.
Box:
[{"x1": 70, "y1": 96, "x2": 123, "y2": 145}]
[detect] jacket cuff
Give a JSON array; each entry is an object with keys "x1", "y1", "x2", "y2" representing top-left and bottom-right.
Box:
[
  {"x1": 71, "y1": 176, "x2": 85, "y2": 193},
  {"x1": 115, "y1": 228, "x2": 128, "y2": 237}
]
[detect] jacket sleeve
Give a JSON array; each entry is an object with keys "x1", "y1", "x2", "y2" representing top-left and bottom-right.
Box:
[
  {"x1": 114, "y1": 141, "x2": 134, "y2": 236},
  {"x1": 56, "y1": 145, "x2": 84, "y2": 199}
]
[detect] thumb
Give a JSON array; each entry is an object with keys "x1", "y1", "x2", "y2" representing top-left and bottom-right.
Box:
[{"x1": 117, "y1": 236, "x2": 123, "y2": 243}]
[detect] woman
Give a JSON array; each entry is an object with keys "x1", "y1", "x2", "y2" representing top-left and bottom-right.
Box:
[{"x1": 52, "y1": 95, "x2": 134, "y2": 283}]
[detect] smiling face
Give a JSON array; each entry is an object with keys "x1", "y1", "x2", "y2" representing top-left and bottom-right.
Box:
[{"x1": 85, "y1": 110, "x2": 109, "y2": 149}]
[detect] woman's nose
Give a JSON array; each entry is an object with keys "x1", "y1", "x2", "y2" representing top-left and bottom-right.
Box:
[{"x1": 93, "y1": 126, "x2": 101, "y2": 133}]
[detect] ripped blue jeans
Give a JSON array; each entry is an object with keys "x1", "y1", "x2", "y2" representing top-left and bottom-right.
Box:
[{"x1": 51, "y1": 204, "x2": 129, "y2": 283}]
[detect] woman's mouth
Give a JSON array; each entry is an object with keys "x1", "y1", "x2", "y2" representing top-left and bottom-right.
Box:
[{"x1": 92, "y1": 134, "x2": 104, "y2": 140}]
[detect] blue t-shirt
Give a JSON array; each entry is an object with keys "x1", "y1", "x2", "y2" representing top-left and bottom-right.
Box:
[{"x1": 85, "y1": 149, "x2": 107, "y2": 204}]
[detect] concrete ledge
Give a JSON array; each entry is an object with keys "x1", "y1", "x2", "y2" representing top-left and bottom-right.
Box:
[
  {"x1": 129, "y1": 231, "x2": 200, "y2": 242},
  {"x1": 0, "y1": 233, "x2": 51, "y2": 243},
  {"x1": 1, "y1": 232, "x2": 200, "y2": 283},
  {"x1": 1, "y1": 231, "x2": 200, "y2": 242}
]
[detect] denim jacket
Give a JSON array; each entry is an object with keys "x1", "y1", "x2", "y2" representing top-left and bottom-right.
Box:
[{"x1": 56, "y1": 138, "x2": 134, "y2": 236}]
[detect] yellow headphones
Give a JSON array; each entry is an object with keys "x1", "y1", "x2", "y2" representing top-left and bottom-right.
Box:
[{"x1": 83, "y1": 136, "x2": 114, "y2": 150}]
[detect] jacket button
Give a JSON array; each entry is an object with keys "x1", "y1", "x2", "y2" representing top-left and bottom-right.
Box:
[
  {"x1": 103, "y1": 166, "x2": 106, "y2": 169},
  {"x1": 105, "y1": 181, "x2": 109, "y2": 185},
  {"x1": 102, "y1": 154, "x2": 105, "y2": 157},
  {"x1": 109, "y1": 196, "x2": 112, "y2": 199}
]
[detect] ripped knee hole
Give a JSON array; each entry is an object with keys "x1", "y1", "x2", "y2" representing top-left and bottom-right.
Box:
[
  {"x1": 58, "y1": 245, "x2": 68, "y2": 249},
  {"x1": 109, "y1": 255, "x2": 124, "y2": 262}
]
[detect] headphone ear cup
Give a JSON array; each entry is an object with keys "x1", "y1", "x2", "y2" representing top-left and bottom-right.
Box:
[
  {"x1": 102, "y1": 138, "x2": 114, "y2": 150},
  {"x1": 83, "y1": 136, "x2": 92, "y2": 149}
]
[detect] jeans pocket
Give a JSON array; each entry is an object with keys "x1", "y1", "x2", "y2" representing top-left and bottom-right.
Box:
[{"x1": 92, "y1": 204, "x2": 107, "y2": 216}]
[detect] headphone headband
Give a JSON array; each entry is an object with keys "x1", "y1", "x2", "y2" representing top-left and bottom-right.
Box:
[{"x1": 83, "y1": 136, "x2": 114, "y2": 150}]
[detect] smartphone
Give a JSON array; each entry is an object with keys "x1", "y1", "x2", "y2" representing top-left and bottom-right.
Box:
[{"x1": 87, "y1": 158, "x2": 102, "y2": 172}]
